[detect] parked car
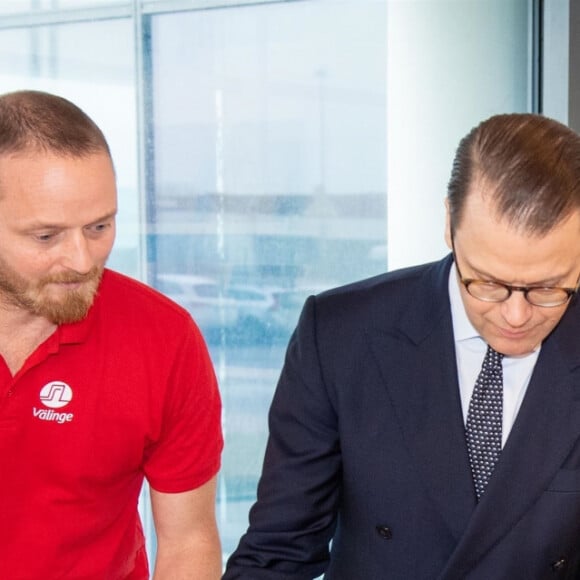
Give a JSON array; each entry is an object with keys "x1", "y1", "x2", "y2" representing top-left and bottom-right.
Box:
[
  {"x1": 269, "y1": 285, "x2": 331, "y2": 339},
  {"x1": 224, "y1": 284, "x2": 282, "y2": 344},
  {"x1": 155, "y1": 274, "x2": 239, "y2": 341}
]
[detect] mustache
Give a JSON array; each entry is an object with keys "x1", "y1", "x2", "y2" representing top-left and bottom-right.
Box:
[{"x1": 40, "y1": 267, "x2": 101, "y2": 286}]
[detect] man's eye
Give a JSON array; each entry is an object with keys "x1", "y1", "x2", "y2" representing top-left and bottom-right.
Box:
[
  {"x1": 35, "y1": 233, "x2": 55, "y2": 242},
  {"x1": 89, "y1": 223, "x2": 110, "y2": 233}
]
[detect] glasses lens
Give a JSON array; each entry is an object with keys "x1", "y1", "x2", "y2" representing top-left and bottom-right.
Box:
[
  {"x1": 465, "y1": 281, "x2": 510, "y2": 302},
  {"x1": 466, "y1": 281, "x2": 571, "y2": 307},
  {"x1": 526, "y1": 288, "x2": 570, "y2": 307}
]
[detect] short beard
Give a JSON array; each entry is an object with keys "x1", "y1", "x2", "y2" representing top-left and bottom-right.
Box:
[{"x1": 0, "y1": 266, "x2": 103, "y2": 325}]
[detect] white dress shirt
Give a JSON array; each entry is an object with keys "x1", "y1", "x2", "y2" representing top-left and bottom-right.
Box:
[{"x1": 448, "y1": 263, "x2": 540, "y2": 448}]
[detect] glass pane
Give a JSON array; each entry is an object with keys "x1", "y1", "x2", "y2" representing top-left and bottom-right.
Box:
[{"x1": 148, "y1": 0, "x2": 386, "y2": 558}]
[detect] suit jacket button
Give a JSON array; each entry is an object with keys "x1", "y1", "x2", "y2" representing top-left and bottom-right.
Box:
[
  {"x1": 375, "y1": 525, "x2": 393, "y2": 540},
  {"x1": 551, "y1": 558, "x2": 566, "y2": 571}
]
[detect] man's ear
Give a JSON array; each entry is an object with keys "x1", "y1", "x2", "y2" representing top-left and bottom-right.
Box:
[{"x1": 444, "y1": 197, "x2": 452, "y2": 250}]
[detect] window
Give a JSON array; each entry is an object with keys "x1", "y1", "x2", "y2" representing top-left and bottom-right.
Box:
[{"x1": 0, "y1": 0, "x2": 540, "y2": 568}]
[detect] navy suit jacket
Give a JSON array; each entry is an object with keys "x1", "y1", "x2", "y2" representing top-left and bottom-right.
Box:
[{"x1": 223, "y1": 256, "x2": 580, "y2": 579}]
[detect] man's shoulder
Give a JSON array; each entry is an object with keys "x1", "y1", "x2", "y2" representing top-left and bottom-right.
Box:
[
  {"x1": 300, "y1": 256, "x2": 452, "y2": 337},
  {"x1": 97, "y1": 269, "x2": 193, "y2": 325},
  {"x1": 318, "y1": 257, "x2": 450, "y2": 304}
]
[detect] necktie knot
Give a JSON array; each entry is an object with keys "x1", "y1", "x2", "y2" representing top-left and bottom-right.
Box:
[{"x1": 483, "y1": 346, "x2": 503, "y2": 368}]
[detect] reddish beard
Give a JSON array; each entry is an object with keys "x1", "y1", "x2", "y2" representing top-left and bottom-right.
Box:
[
  {"x1": 32, "y1": 268, "x2": 103, "y2": 324},
  {"x1": 0, "y1": 266, "x2": 104, "y2": 325}
]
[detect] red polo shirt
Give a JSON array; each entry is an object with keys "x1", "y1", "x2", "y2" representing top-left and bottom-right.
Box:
[{"x1": 0, "y1": 269, "x2": 223, "y2": 579}]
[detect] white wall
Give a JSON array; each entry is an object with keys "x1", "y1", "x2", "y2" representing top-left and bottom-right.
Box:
[{"x1": 386, "y1": 0, "x2": 530, "y2": 270}]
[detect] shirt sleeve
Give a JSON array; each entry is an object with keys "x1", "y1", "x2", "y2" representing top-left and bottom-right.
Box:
[{"x1": 143, "y1": 319, "x2": 223, "y2": 493}]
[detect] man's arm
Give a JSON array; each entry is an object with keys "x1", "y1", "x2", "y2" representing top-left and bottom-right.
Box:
[
  {"x1": 223, "y1": 296, "x2": 340, "y2": 579},
  {"x1": 150, "y1": 476, "x2": 222, "y2": 580}
]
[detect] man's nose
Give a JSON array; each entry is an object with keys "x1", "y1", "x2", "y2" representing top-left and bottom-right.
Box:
[
  {"x1": 500, "y1": 291, "x2": 534, "y2": 327},
  {"x1": 61, "y1": 231, "x2": 93, "y2": 273}
]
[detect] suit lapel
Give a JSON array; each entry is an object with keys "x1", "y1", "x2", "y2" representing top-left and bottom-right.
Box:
[
  {"x1": 366, "y1": 255, "x2": 477, "y2": 541},
  {"x1": 366, "y1": 256, "x2": 580, "y2": 575},
  {"x1": 438, "y1": 302, "x2": 580, "y2": 579}
]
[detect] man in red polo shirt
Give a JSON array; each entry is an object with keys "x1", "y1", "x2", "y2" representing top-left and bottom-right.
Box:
[{"x1": 0, "y1": 90, "x2": 223, "y2": 579}]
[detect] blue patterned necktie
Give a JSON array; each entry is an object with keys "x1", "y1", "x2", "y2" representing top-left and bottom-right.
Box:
[{"x1": 465, "y1": 345, "x2": 504, "y2": 501}]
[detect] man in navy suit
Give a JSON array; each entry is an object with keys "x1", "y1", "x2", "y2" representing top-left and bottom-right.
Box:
[{"x1": 223, "y1": 114, "x2": 580, "y2": 579}]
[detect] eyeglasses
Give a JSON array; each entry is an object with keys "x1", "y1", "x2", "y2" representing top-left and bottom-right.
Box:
[{"x1": 452, "y1": 247, "x2": 578, "y2": 308}]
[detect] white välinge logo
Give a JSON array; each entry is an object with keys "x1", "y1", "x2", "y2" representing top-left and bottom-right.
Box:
[
  {"x1": 39, "y1": 381, "x2": 73, "y2": 409},
  {"x1": 33, "y1": 381, "x2": 75, "y2": 424}
]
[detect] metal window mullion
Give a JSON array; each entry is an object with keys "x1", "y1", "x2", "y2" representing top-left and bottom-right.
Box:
[
  {"x1": 141, "y1": 0, "x2": 304, "y2": 16},
  {"x1": 0, "y1": 0, "x2": 305, "y2": 29},
  {"x1": 530, "y1": 0, "x2": 543, "y2": 113},
  {"x1": 0, "y1": 4, "x2": 132, "y2": 29}
]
